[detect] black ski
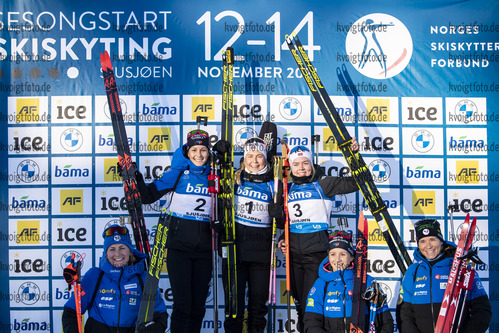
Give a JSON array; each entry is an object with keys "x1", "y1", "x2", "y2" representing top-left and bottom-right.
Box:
[
  {"x1": 100, "y1": 51, "x2": 151, "y2": 262},
  {"x1": 220, "y1": 46, "x2": 237, "y2": 318},
  {"x1": 286, "y1": 34, "x2": 412, "y2": 275},
  {"x1": 135, "y1": 209, "x2": 170, "y2": 330}
]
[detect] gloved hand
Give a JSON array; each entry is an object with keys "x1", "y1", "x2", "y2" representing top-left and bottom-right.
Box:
[
  {"x1": 171, "y1": 145, "x2": 190, "y2": 171},
  {"x1": 137, "y1": 320, "x2": 166, "y2": 332},
  {"x1": 116, "y1": 161, "x2": 138, "y2": 177},
  {"x1": 210, "y1": 219, "x2": 225, "y2": 235},
  {"x1": 213, "y1": 140, "x2": 231, "y2": 155},
  {"x1": 268, "y1": 202, "x2": 285, "y2": 229}
]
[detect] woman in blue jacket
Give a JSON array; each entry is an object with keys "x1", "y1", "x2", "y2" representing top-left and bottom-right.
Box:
[
  {"x1": 278, "y1": 144, "x2": 360, "y2": 332},
  {"x1": 62, "y1": 224, "x2": 168, "y2": 332},
  {"x1": 136, "y1": 129, "x2": 213, "y2": 333},
  {"x1": 397, "y1": 218, "x2": 491, "y2": 332},
  {"x1": 304, "y1": 231, "x2": 393, "y2": 333}
]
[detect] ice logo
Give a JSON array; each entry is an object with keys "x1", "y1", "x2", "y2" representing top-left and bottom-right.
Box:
[{"x1": 345, "y1": 13, "x2": 413, "y2": 79}]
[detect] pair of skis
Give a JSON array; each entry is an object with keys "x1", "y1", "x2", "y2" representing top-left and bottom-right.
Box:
[
  {"x1": 101, "y1": 51, "x2": 151, "y2": 263},
  {"x1": 435, "y1": 213, "x2": 482, "y2": 333},
  {"x1": 285, "y1": 33, "x2": 412, "y2": 276},
  {"x1": 268, "y1": 156, "x2": 283, "y2": 333},
  {"x1": 101, "y1": 52, "x2": 171, "y2": 331},
  {"x1": 220, "y1": 46, "x2": 238, "y2": 319},
  {"x1": 351, "y1": 212, "x2": 369, "y2": 333}
]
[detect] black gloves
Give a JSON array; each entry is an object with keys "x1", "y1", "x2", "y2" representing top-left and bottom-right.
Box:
[
  {"x1": 137, "y1": 320, "x2": 166, "y2": 332},
  {"x1": 268, "y1": 202, "x2": 285, "y2": 229}
]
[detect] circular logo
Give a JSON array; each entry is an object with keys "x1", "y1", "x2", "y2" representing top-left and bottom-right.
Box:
[
  {"x1": 345, "y1": 13, "x2": 413, "y2": 79},
  {"x1": 279, "y1": 97, "x2": 302, "y2": 120},
  {"x1": 454, "y1": 99, "x2": 478, "y2": 120},
  {"x1": 378, "y1": 282, "x2": 393, "y2": 304},
  {"x1": 18, "y1": 281, "x2": 41, "y2": 305},
  {"x1": 369, "y1": 159, "x2": 391, "y2": 183},
  {"x1": 235, "y1": 127, "x2": 258, "y2": 149},
  {"x1": 104, "y1": 98, "x2": 127, "y2": 120},
  {"x1": 456, "y1": 223, "x2": 480, "y2": 245},
  {"x1": 423, "y1": 228, "x2": 430, "y2": 236},
  {"x1": 331, "y1": 194, "x2": 347, "y2": 213},
  {"x1": 411, "y1": 130, "x2": 435, "y2": 153},
  {"x1": 60, "y1": 128, "x2": 84, "y2": 152},
  {"x1": 60, "y1": 250, "x2": 84, "y2": 270},
  {"x1": 16, "y1": 159, "x2": 40, "y2": 183}
]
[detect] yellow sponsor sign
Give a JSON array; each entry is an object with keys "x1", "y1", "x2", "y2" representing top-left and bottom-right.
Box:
[
  {"x1": 455, "y1": 160, "x2": 479, "y2": 184},
  {"x1": 104, "y1": 158, "x2": 120, "y2": 182},
  {"x1": 191, "y1": 96, "x2": 215, "y2": 120},
  {"x1": 412, "y1": 190, "x2": 435, "y2": 215},
  {"x1": 366, "y1": 98, "x2": 390, "y2": 122},
  {"x1": 322, "y1": 127, "x2": 340, "y2": 151},
  {"x1": 17, "y1": 220, "x2": 40, "y2": 244},
  {"x1": 148, "y1": 127, "x2": 172, "y2": 151},
  {"x1": 16, "y1": 98, "x2": 40, "y2": 122},
  {"x1": 60, "y1": 189, "x2": 84, "y2": 213}
]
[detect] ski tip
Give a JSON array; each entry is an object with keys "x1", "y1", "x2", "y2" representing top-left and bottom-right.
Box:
[{"x1": 100, "y1": 50, "x2": 112, "y2": 70}]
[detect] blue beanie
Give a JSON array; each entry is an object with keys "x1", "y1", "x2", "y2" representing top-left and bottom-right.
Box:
[{"x1": 102, "y1": 224, "x2": 133, "y2": 254}]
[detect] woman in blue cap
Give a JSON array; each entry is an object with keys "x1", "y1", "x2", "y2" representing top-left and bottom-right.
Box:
[
  {"x1": 278, "y1": 142, "x2": 360, "y2": 333},
  {"x1": 62, "y1": 224, "x2": 168, "y2": 332},
  {"x1": 136, "y1": 129, "x2": 213, "y2": 333},
  {"x1": 304, "y1": 231, "x2": 393, "y2": 332},
  {"x1": 397, "y1": 218, "x2": 491, "y2": 332}
]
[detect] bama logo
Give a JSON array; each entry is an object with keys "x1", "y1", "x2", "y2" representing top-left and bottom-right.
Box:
[
  {"x1": 236, "y1": 187, "x2": 269, "y2": 201},
  {"x1": 97, "y1": 134, "x2": 134, "y2": 148},
  {"x1": 60, "y1": 189, "x2": 84, "y2": 213},
  {"x1": 141, "y1": 102, "x2": 177, "y2": 116},
  {"x1": 54, "y1": 164, "x2": 90, "y2": 179},
  {"x1": 448, "y1": 136, "x2": 485, "y2": 154},
  {"x1": 345, "y1": 13, "x2": 413, "y2": 79},
  {"x1": 191, "y1": 96, "x2": 215, "y2": 120},
  {"x1": 186, "y1": 183, "x2": 209, "y2": 195},
  {"x1": 280, "y1": 133, "x2": 309, "y2": 147},
  {"x1": 289, "y1": 191, "x2": 312, "y2": 201},
  {"x1": 412, "y1": 190, "x2": 435, "y2": 215},
  {"x1": 10, "y1": 196, "x2": 47, "y2": 214},
  {"x1": 11, "y1": 318, "x2": 50, "y2": 332},
  {"x1": 405, "y1": 165, "x2": 442, "y2": 179}
]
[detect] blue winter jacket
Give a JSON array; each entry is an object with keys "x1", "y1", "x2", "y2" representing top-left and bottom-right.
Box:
[
  {"x1": 62, "y1": 249, "x2": 167, "y2": 332},
  {"x1": 398, "y1": 242, "x2": 491, "y2": 333},
  {"x1": 304, "y1": 257, "x2": 393, "y2": 333}
]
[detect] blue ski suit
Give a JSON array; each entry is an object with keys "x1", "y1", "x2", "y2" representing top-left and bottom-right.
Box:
[
  {"x1": 304, "y1": 257, "x2": 393, "y2": 333},
  {"x1": 397, "y1": 242, "x2": 491, "y2": 333},
  {"x1": 62, "y1": 249, "x2": 167, "y2": 332}
]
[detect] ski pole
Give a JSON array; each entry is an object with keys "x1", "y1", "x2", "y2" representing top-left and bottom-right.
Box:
[
  {"x1": 281, "y1": 139, "x2": 292, "y2": 330},
  {"x1": 311, "y1": 134, "x2": 320, "y2": 166},
  {"x1": 447, "y1": 204, "x2": 459, "y2": 243},
  {"x1": 268, "y1": 156, "x2": 282, "y2": 333}
]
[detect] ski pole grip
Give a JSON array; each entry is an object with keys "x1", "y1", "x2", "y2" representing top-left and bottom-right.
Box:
[{"x1": 208, "y1": 174, "x2": 220, "y2": 194}]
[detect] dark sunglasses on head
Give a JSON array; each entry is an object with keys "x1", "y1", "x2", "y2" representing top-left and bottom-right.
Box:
[{"x1": 103, "y1": 226, "x2": 129, "y2": 237}]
